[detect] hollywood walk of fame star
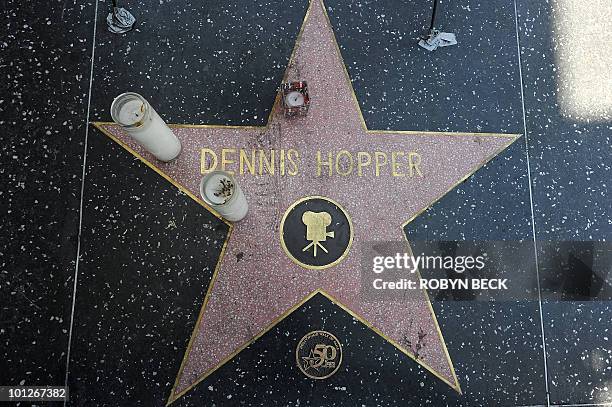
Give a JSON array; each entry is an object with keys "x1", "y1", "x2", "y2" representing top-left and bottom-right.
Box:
[{"x1": 93, "y1": 0, "x2": 520, "y2": 403}]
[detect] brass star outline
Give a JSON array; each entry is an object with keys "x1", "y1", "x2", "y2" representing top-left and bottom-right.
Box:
[{"x1": 92, "y1": 0, "x2": 520, "y2": 403}]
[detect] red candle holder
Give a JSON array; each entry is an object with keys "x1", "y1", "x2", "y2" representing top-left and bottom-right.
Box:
[{"x1": 280, "y1": 81, "x2": 310, "y2": 117}]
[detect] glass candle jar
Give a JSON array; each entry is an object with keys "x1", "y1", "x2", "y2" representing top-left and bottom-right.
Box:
[
  {"x1": 199, "y1": 171, "x2": 249, "y2": 222},
  {"x1": 110, "y1": 92, "x2": 182, "y2": 162}
]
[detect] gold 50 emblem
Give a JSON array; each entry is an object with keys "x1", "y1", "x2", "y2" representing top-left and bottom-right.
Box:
[{"x1": 296, "y1": 330, "x2": 342, "y2": 379}]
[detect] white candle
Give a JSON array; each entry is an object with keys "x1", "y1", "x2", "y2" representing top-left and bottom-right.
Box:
[
  {"x1": 200, "y1": 171, "x2": 248, "y2": 222},
  {"x1": 110, "y1": 92, "x2": 182, "y2": 162},
  {"x1": 285, "y1": 91, "x2": 304, "y2": 107}
]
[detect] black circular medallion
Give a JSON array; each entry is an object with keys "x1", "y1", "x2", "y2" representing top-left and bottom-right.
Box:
[{"x1": 280, "y1": 196, "x2": 353, "y2": 270}]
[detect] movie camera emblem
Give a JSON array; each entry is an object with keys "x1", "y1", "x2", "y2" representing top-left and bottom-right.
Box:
[
  {"x1": 296, "y1": 330, "x2": 343, "y2": 379},
  {"x1": 280, "y1": 196, "x2": 353, "y2": 269}
]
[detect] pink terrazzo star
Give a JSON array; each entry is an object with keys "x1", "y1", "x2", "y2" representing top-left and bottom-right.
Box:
[{"x1": 94, "y1": 0, "x2": 519, "y2": 403}]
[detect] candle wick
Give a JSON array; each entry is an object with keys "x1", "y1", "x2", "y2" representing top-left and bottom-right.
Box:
[{"x1": 213, "y1": 178, "x2": 234, "y2": 203}]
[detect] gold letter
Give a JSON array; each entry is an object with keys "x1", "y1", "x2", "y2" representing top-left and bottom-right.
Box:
[
  {"x1": 357, "y1": 152, "x2": 371, "y2": 176},
  {"x1": 221, "y1": 148, "x2": 236, "y2": 174},
  {"x1": 200, "y1": 148, "x2": 218, "y2": 174},
  {"x1": 280, "y1": 149, "x2": 285, "y2": 176},
  {"x1": 408, "y1": 152, "x2": 423, "y2": 177},
  {"x1": 317, "y1": 151, "x2": 333, "y2": 176},
  {"x1": 259, "y1": 149, "x2": 275, "y2": 175},
  {"x1": 239, "y1": 149, "x2": 256, "y2": 175},
  {"x1": 374, "y1": 152, "x2": 388, "y2": 177},
  {"x1": 335, "y1": 150, "x2": 354, "y2": 176},
  {"x1": 391, "y1": 151, "x2": 404, "y2": 177},
  {"x1": 287, "y1": 149, "x2": 299, "y2": 175}
]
